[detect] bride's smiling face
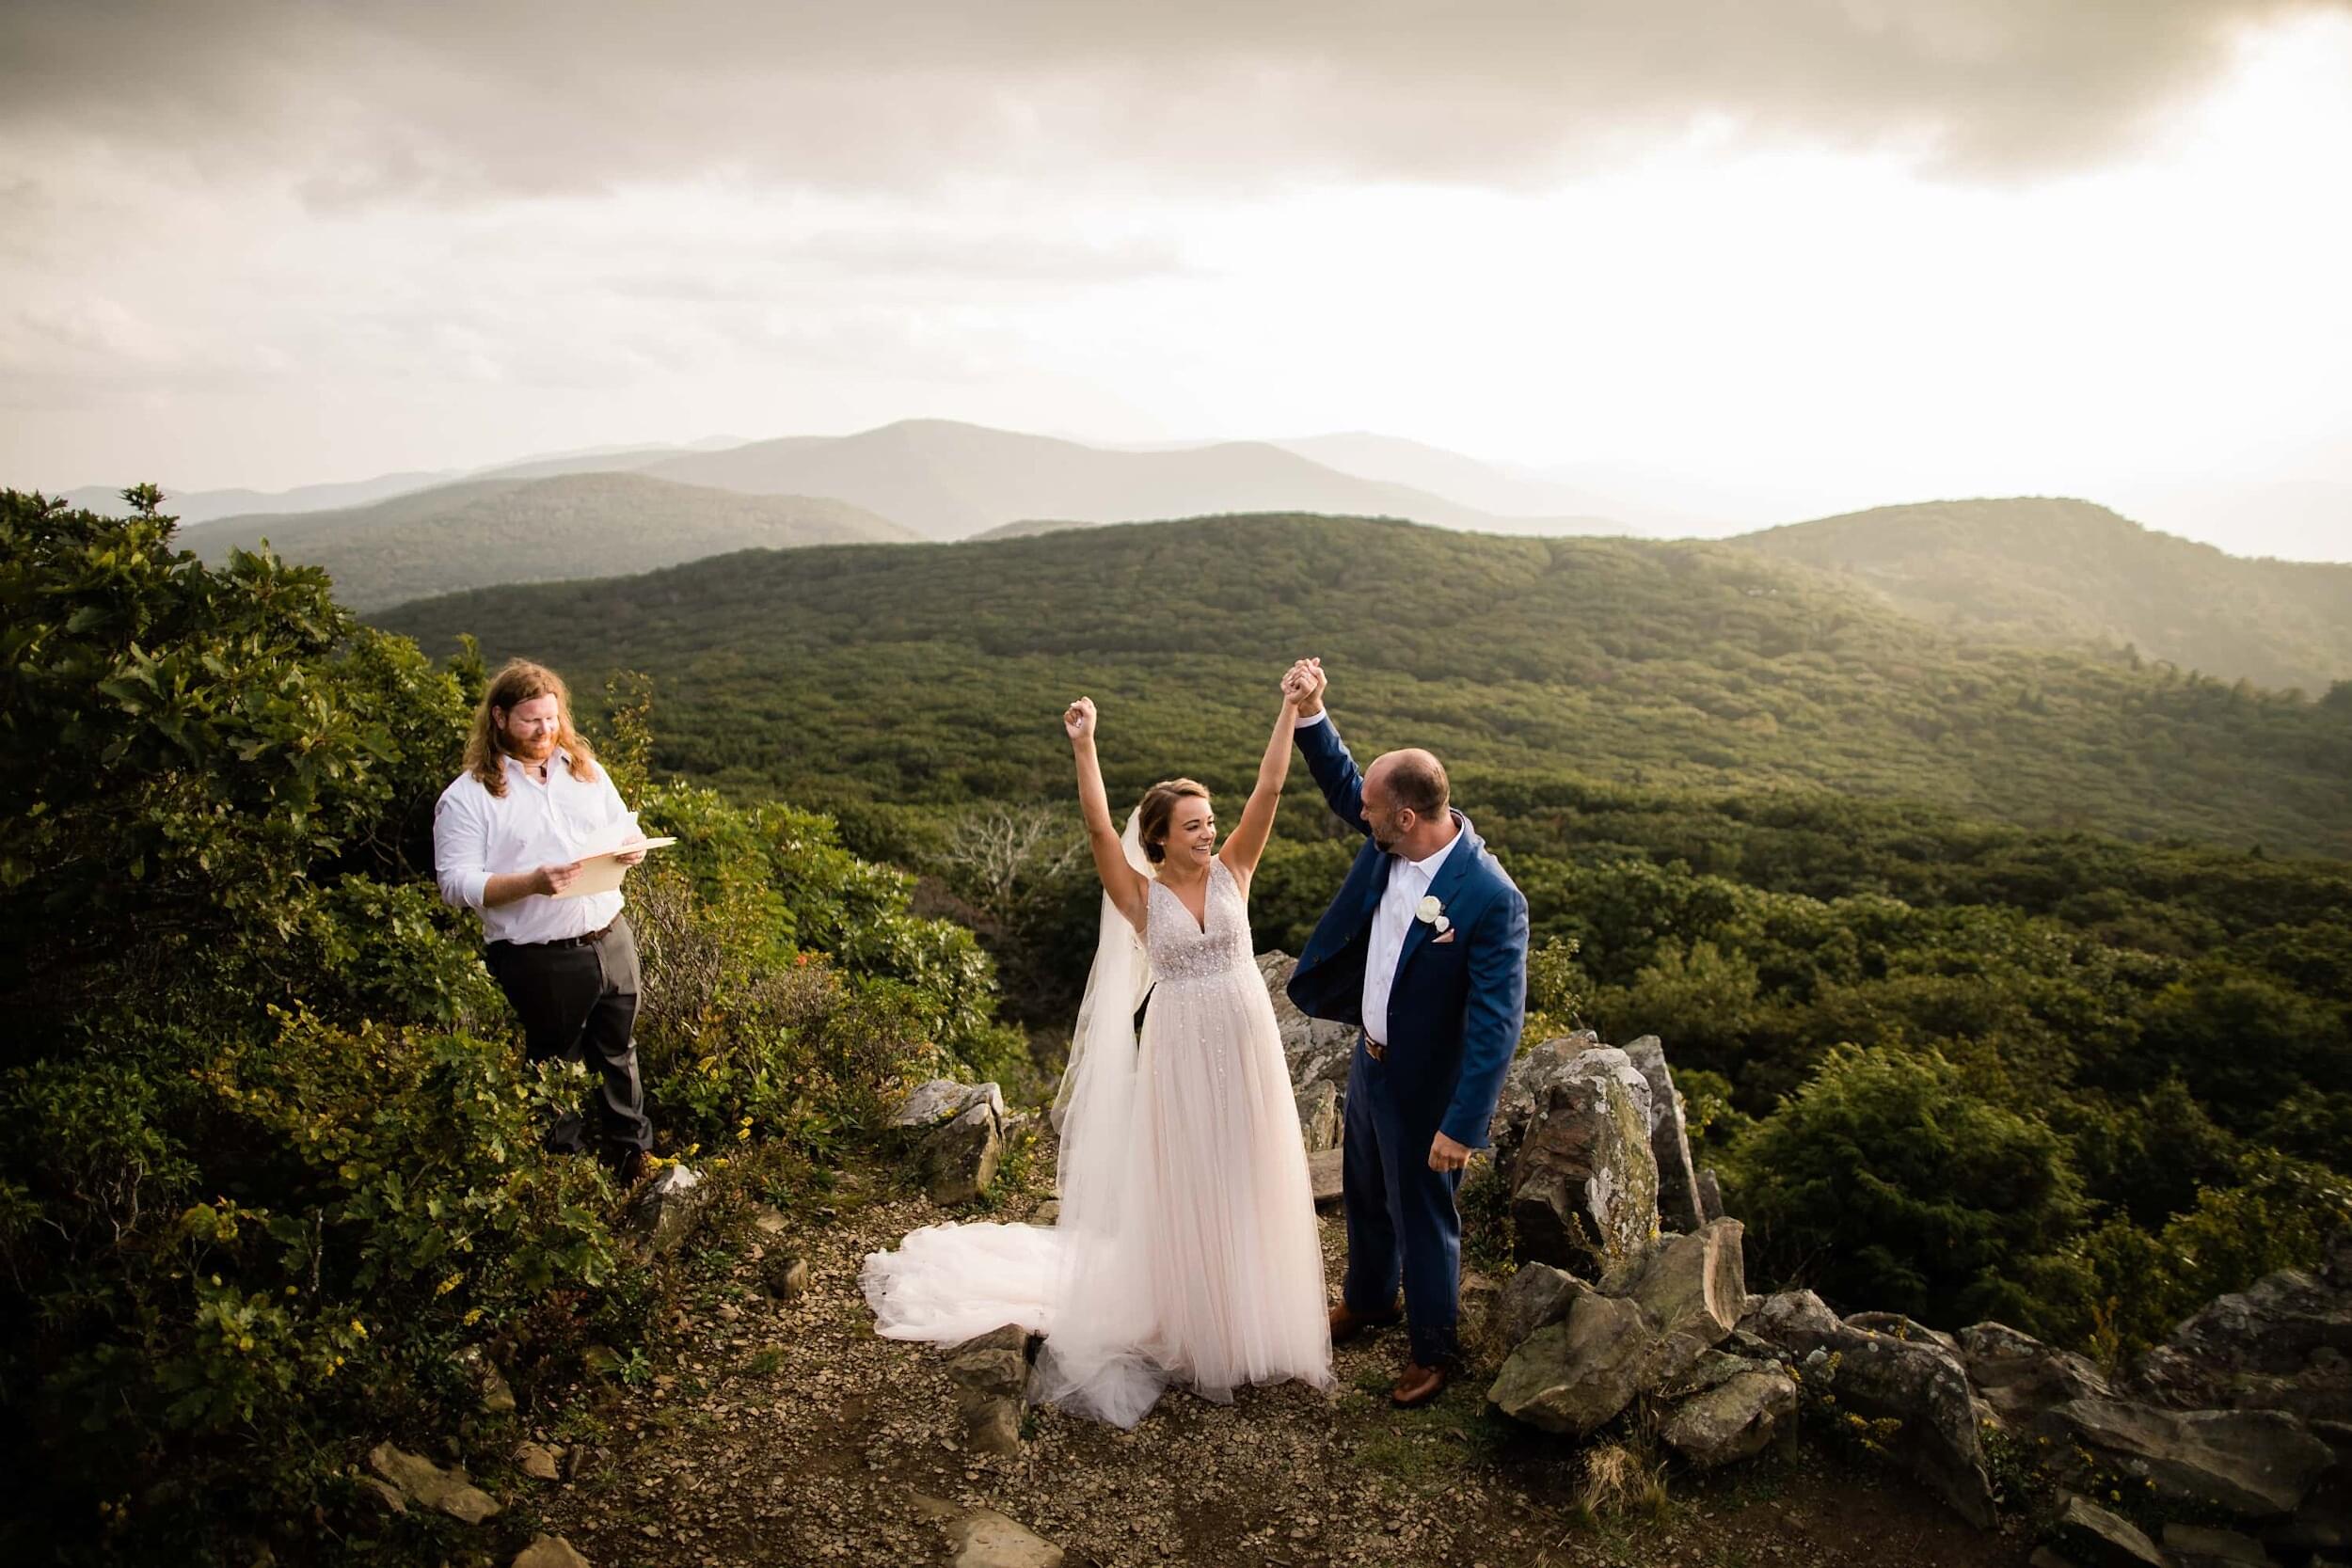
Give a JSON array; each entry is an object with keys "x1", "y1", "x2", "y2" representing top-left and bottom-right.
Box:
[{"x1": 1159, "y1": 798, "x2": 1217, "y2": 870}]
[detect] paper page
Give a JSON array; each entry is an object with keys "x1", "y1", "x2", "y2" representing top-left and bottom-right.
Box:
[{"x1": 552, "y1": 836, "x2": 679, "y2": 899}]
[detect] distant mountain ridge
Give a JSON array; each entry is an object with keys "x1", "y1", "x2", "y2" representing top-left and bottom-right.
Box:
[
  {"x1": 1731, "y1": 497, "x2": 2352, "y2": 693},
  {"x1": 192, "y1": 471, "x2": 912, "y2": 610},
  {"x1": 636, "y1": 419, "x2": 1618, "y2": 540}
]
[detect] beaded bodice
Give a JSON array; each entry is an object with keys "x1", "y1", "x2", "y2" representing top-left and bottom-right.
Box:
[{"x1": 1146, "y1": 858, "x2": 1253, "y2": 983}]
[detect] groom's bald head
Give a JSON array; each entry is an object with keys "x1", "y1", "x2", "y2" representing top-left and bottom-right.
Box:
[
  {"x1": 1368, "y1": 749, "x2": 1449, "y2": 818},
  {"x1": 1362, "y1": 749, "x2": 1452, "y2": 855}
]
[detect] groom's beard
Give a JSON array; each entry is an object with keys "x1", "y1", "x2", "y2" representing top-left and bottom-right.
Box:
[{"x1": 499, "y1": 729, "x2": 557, "y2": 764}]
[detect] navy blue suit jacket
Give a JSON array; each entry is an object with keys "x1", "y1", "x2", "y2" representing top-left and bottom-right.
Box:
[{"x1": 1285, "y1": 715, "x2": 1530, "y2": 1148}]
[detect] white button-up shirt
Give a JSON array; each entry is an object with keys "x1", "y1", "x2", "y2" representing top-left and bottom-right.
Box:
[
  {"x1": 1298, "y1": 711, "x2": 1462, "y2": 1045},
  {"x1": 433, "y1": 750, "x2": 639, "y2": 945}
]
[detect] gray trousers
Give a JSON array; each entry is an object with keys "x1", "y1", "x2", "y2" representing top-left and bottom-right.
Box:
[{"x1": 485, "y1": 914, "x2": 654, "y2": 1160}]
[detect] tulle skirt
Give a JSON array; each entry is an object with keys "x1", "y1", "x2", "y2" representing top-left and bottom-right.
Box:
[{"x1": 861, "y1": 961, "x2": 1333, "y2": 1426}]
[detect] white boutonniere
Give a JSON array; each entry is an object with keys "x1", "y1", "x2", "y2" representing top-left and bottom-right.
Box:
[{"x1": 1416, "y1": 894, "x2": 1450, "y2": 934}]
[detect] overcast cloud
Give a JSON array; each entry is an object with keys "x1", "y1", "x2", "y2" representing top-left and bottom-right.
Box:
[{"x1": 5, "y1": 0, "x2": 2350, "y2": 558}]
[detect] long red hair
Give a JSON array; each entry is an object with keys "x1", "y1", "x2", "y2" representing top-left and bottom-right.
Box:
[{"x1": 462, "y1": 659, "x2": 601, "y2": 798}]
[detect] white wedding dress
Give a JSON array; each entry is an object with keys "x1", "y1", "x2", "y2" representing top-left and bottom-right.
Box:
[{"x1": 861, "y1": 835, "x2": 1333, "y2": 1428}]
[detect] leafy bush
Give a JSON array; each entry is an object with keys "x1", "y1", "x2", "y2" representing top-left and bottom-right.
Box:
[{"x1": 0, "y1": 491, "x2": 1007, "y2": 1564}]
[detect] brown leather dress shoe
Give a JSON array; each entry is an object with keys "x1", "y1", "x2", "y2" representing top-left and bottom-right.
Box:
[
  {"x1": 1328, "y1": 1301, "x2": 1404, "y2": 1344},
  {"x1": 1391, "y1": 1360, "x2": 1449, "y2": 1407}
]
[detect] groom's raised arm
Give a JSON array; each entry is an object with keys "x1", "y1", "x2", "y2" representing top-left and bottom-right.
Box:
[
  {"x1": 1439, "y1": 883, "x2": 1531, "y2": 1149},
  {"x1": 1288, "y1": 663, "x2": 1371, "y2": 836}
]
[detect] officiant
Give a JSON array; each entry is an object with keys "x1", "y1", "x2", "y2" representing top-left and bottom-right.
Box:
[{"x1": 433, "y1": 657, "x2": 656, "y2": 1184}]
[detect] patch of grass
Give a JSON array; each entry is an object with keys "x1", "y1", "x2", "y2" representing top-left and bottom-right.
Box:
[
  {"x1": 740, "y1": 1347, "x2": 788, "y2": 1377},
  {"x1": 1575, "y1": 1439, "x2": 1671, "y2": 1525}
]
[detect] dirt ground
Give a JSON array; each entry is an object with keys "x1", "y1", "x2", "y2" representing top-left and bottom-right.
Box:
[{"x1": 500, "y1": 1161, "x2": 2039, "y2": 1568}]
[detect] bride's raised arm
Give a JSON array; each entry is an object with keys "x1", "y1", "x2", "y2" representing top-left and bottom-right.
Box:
[
  {"x1": 1217, "y1": 680, "x2": 1302, "y2": 886},
  {"x1": 1064, "y1": 697, "x2": 1151, "y2": 934}
]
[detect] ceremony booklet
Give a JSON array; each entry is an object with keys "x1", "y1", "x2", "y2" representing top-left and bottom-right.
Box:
[{"x1": 555, "y1": 836, "x2": 679, "y2": 898}]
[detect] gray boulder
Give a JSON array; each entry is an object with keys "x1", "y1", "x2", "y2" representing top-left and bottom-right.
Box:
[
  {"x1": 1294, "y1": 1079, "x2": 1343, "y2": 1153},
  {"x1": 2133, "y1": 1237, "x2": 2352, "y2": 1424},
  {"x1": 1257, "y1": 952, "x2": 1357, "y2": 1094},
  {"x1": 2160, "y1": 1522, "x2": 2275, "y2": 1567},
  {"x1": 1742, "y1": 1304, "x2": 1997, "y2": 1528},
  {"x1": 2052, "y1": 1493, "x2": 2168, "y2": 1568},
  {"x1": 1623, "y1": 1036, "x2": 1705, "y2": 1233},
  {"x1": 1696, "y1": 1166, "x2": 1725, "y2": 1223},
  {"x1": 367, "y1": 1443, "x2": 500, "y2": 1526},
  {"x1": 946, "y1": 1509, "x2": 1065, "y2": 1568},
  {"x1": 512, "y1": 1539, "x2": 590, "y2": 1568},
  {"x1": 1957, "y1": 1321, "x2": 2111, "y2": 1430},
  {"x1": 1308, "y1": 1146, "x2": 1343, "y2": 1207},
  {"x1": 1628, "y1": 1219, "x2": 1748, "y2": 1349},
  {"x1": 945, "y1": 1324, "x2": 1032, "y2": 1458},
  {"x1": 626, "y1": 1162, "x2": 714, "y2": 1256},
  {"x1": 919, "y1": 1101, "x2": 1004, "y2": 1206},
  {"x1": 1662, "y1": 1367, "x2": 1799, "y2": 1467},
  {"x1": 1495, "y1": 1263, "x2": 1586, "y2": 1353},
  {"x1": 2056, "y1": 1399, "x2": 2332, "y2": 1519},
  {"x1": 1487, "y1": 1291, "x2": 1655, "y2": 1437},
  {"x1": 893, "y1": 1079, "x2": 1007, "y2": 1131},
  {"x1": 1488, "y1": 1040, "x2": 1659, "y2": 1281}
]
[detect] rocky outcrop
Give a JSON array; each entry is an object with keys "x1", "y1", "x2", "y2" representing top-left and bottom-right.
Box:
[
  {"x1": 1662, "y1": 1366, "x2": 1799, "y2": 1467},
  {"x1": 1488, "y1": 1291, "x2": 1657, "y2": 1437},
  {"x1": 1257, "y1": 952, "x2": 1356, "y2": 1097},
  {"x1": 1487, "y1": 1039, "x2": 1659, "y2": 1280},
  {"x1": 945, "y1": 1323, "x2": 1032, "y2": 1457},
  {"x1": 2051, "y1": 1493, "x2": 2167, "y2": 1568},
  {"x1": 2054, "y1": 1400, "x2": 2331, "y2": 1520},
  {"x1": 1954, "y1": 1322, "x2": 2111, "y2": 1429},
  {"x1": 1742, "y1": 1293, "x2": 1997, "y2": 1528},
  {"x1": 367, "y1": 1443, "x2": 500, "y2": 1526},
  {"x1": 893, "y1": 1080, "x2": 1009, "y2": 1205},
  {"x1": 1624, "y1": 1035, "x2": 1705, "y2": 1233},
  {"x1": 1294, "y1": 1079, "x2": 1343, "y2": 1153},
  {"x1": 2132, "y1": 1232, "x2": 2352, "y2": 1423}
]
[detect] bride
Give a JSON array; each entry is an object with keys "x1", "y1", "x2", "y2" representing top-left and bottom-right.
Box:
[{"x1": 859, "y1": 673, "x2": 1334, "y2": 1426}]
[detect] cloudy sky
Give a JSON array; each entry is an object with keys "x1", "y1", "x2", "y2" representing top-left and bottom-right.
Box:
[{"x1": 6, "y1": 0, "x2": 2350, "y2": 558}]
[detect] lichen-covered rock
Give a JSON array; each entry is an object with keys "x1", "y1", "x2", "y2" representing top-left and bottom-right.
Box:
[
  {"x1": 628, "y1": 1163, "x2": 713, "y2": 1256},
  {"x1": 893, "y1": 1079, "x2": 1007, "y2": 1130},
  {"x1": 945, "y1": 1324, "x2": 1032, "y2": 1402},
  {"x1": 1623, "y1": 1036, "x2": 1705, "y2": 1233},
  {"x1": 1957, "y1": 1321, "x2": 2111, "y2": 1430},
  {"x1": 1258, "y1": 952, "x2": 1358, "y2": 1094},
  {"x1": 1486, "y1": 1291, "x2": 1653, "y2": 1437},
  {"x1": 1740, "y1": 1289, "x2": 1843, "y2": 1350},
  {"x1": 2052, "y1": 1493, "x2": 2167, "y2": 1568},
  {"x1": 919, "y1": 1101, "x2": 1003, "y2": 1206},
  {"x1": 1741, "y1": 1307, "x2": 1997, "y2": 1528},
  {"x1": 2132, "y1": 1235, "x2": 2352, "y2": 1425},
  {"x1": 367, "y1": 1442, "x2": 500, "y2": 1526},
  {"x1": 1294, "y1": 1078, "x2": 1342, "y2": 1153},
  {"x1": 1495, "y1": 1262, "x2": 1586, "y2": 1354},
  {"x1": 1308, "y1": 1146, "x2": 1343, "y2": 1206},
  {"x1": 1488, "y1": 1040, "x2": 1658, "y2": 1280},
  {"x1": 1662, "y1": 1367, "x2": 1799, "y2": 1467},
  {"x1": 2056, "y1": 1399, "x2": 2331, "y2": 1519},
  {"x1": 1696, "y1": 1165, "x2": 1725, "y2": 1222},
  {"x1": 1627, "y1": 1219, "x2": 1747, "y2": 1350}
]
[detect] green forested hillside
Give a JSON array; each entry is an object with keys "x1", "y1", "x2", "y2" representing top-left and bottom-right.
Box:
[
  {"x1": 1732, "y1": 497, "x2": 2352, "y2": 693},
  {"x1": 191, "y1": 470, "x2": 914, "y2": 610},
  {"x1": 378, "y1": 512, "x2": 2352, "y2": 856}
]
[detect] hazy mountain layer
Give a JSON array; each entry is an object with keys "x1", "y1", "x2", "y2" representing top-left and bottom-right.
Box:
[
  {"x1": 1732, "y1": 498, "x2": 2352, "y2": 693},
  {"x1": 376, "y1": 513, "x2": 2352, "y2": 856},
  {"x1": 639, "y1": 418, "x2": 1611, "y2": 540},
  {"x1": 193, "y1": 471, "x2": 914, "y2": 610}
]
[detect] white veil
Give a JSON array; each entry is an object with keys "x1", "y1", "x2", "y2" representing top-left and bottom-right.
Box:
[{"x1": 862, "y1": 811, "x2": 1172, "y2": 1426}]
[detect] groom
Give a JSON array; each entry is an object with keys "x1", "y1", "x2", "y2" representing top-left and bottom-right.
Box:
[{"x1": 1283, "y1": 658, "x2": 1529, "y2": 1407}]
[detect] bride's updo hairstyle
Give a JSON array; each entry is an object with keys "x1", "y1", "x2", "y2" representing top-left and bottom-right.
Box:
[{"x1": 1136, "y1": 779, "x2": 1211, "y2": 865}]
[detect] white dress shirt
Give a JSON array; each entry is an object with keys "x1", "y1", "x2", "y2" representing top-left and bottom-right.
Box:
[
  {"x1": 433, "y1": 749, "x2": 639, "y2": 945},
  {"x1": 1297, "y1": 711, "x2": 1462, "y2": 1044}
]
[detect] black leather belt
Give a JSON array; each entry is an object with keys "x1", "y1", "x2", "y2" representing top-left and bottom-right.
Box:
[{"x1": 490, "y1": 919, "x2": 614, "y2": 954}]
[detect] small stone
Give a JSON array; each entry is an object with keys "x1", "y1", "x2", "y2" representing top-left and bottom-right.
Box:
[
  {"x1": 514, "y1": 1441, "x2": 561, "y2": 1482},
  {"x1": 2052, "y1": 1493, "x2": 2166, "y2": 1568},
  {"x1": 357, "y1": 1476, "x2": 406, "y2": 1514},
  {"x1": 512, "y1": 1537, "x2": 591, "y2": 1568},
  {"x1": 946, "y1": 1509, "x2": 1063, "y2": 1568},
  {"x1": 367, "y1": 1442, "x2": 500, "y2": 1526},
  {"x1": 963, "y1": 1397, "x2": 1023, "y2": 1456},
  {"x1": 1031, "y1": 1200, "x2": 1060, "y2": 1227},
  {"x1": 762, "y1": 1253, "x2": 810, "y2": 1300},
  {"x1": 1309, "y1": 1147, "x2": 1343, "y2": 1206}
]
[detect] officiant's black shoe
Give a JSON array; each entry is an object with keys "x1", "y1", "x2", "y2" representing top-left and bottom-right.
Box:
[
  {"x1": 1328, "y1": 1301, "x2": 1403, "y2": 1345},
  {"x1": 605, "y1": 1147, "x2": 651, "y2": 1190},
  {"x1": 1391, "y1": 1360, "x2": 1449, "y2": 1408}
]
